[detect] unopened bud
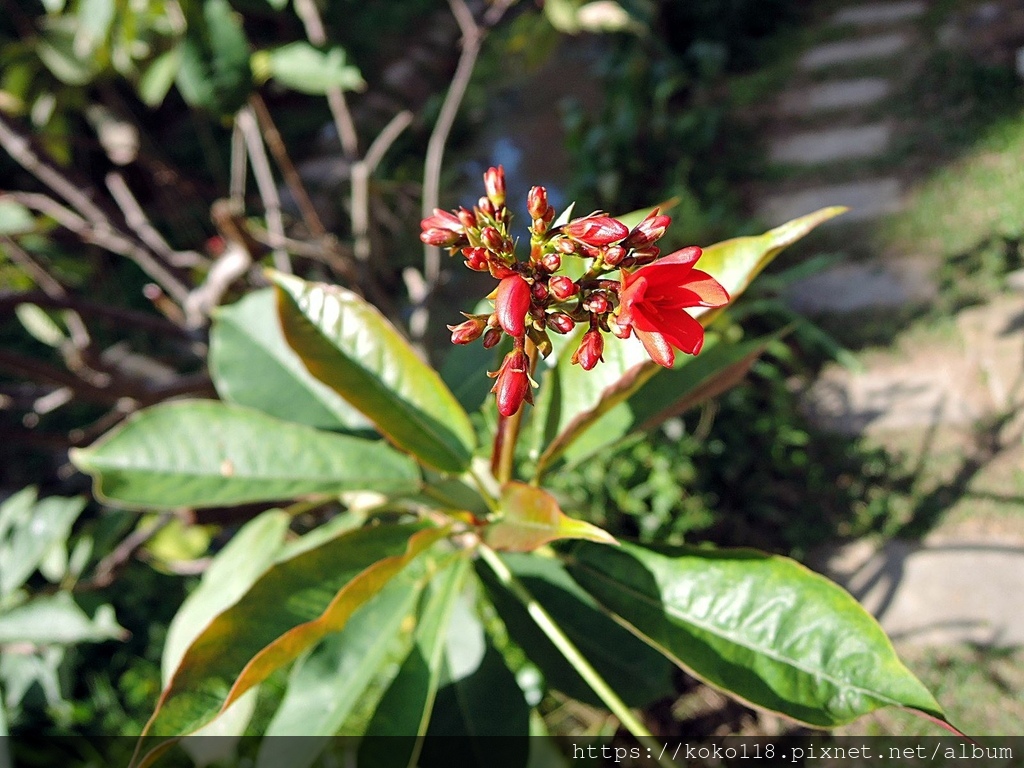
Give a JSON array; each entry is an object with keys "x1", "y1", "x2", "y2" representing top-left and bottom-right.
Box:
[
  {"x1": 540, "y1": 252, "x2": 561, "y2": 273},
  {"x1": 527, "y1": 186, "x2": 549, "y2": 220},
  {"x1": 584, "y1": 293, "x2": 610, "y2": 315},
  {"x1": 563, "y1": 215, "x2": 629, "y2": 247},
  {"x1": 549, "y1": 275, "x2": 578, "y2": 301},
  {"x1": 420, "y1": 228, "x2": 463, "y2": 247},
  {"x1": 462, "y1": 246, "x2": 489, "y2": 271},
  {"x1": 457, "y1": 207, "x2": 477, "y2": 229},
  {"x1": 491, "y1": 348, "x2": 532, "y2": 417},
  {"x1": 481, "y1": 226, "x2": 504, "y2": 252},
  {"x1": 623, "y1": 209, "x2": 671, "y2": 248},
  {"x1": 603, "y1": 245, "x2": 626, "y2": 266},
  {"x1": 482, "y1": 328, "x2": 502, "y2": 348},
  {"x1": 571, "y1": 329, "x2": 604, "y2": 371},
  {"x1": 547, "y1": 312, "x2": 575, "y2": 334},
  {"x1": 484, "y1": 166, "x2": 506, "y2": 207},
  {"x1": 555, "y1": 238, "x2": 576, "y2": 254},
  {"x1": 531, "y1": 281, "x2": 549, "y2": 301},
  {"x1": 495, "y1": 275, "x2": 531, "y2": 337},
  {"x1": 448, "y1": 316, "x2": 486, "y2": 344},
  {"x1": 478, "y1": 197, "x2": 496, "y2": 217}
]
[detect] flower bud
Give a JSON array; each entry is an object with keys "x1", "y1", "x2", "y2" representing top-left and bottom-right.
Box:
[
  {"x1": 571, "y1": 329, "x2": 604, "y2": 371},
  {"x1": 420, "y1": 228, "x2": 463, "y2": 247},
  {"x1": 540, "y1": 252, "x2": 561, "y2": 273},
  {"x1": 482, "y1": 328, "x2": 502, "y2": 348},
  {"x1": 555, "y1": 238, "x2": 577, "y2": 254},
  {"x1": 563, "y1": 215, "x2": 629, "y2": 247},
  {"x1": 484, "y1": 166, "x2": 506, "y2": 208},
  {"x1": 457, "y1": 207, "x2": 477, "y2": 229},
  {"x1": 420, "y1": 208, "x2": 465, "y2": 247},
  {"x1": 549, "y1": 275, "x2": 578, "y2": 301},
  {"x1": 481, "y1": 226, "x2": 505, "y2": 252},
  {"x1": 491, "y1": 349, "x2": 532, "y2": 417},
  {"x1": 495, "y1": 275, "x2": 531, "y2": 337},
  {"x1": 478, "y1": 197, "x2": 495, "y2": 218},
  {"x1": 603, "y1": 245, "x2": 626, "y2": 267},
  {"x1": 584, "y1": 292, "x2": 610, "y2": 315},
  {"x1": 623, "y1": 209, "x2": 671, "y2": 248},
  {"x1": 547, "y1": 312, "x2": 575, "y2": 334},
  {"x1": 531, "y1": 281, "x2": 549, "y2": 301},
  {"x1": 448, "y1": 316, "x2": 485, "y2": 344},
  {"x1": 527, "y1": 186, "x2": 549, "y2": 220},
  {"x1": 462, "y1": 246, "x2": 489, "y2": 271}
]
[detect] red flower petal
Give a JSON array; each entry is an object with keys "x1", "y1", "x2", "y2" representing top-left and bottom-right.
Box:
[{"x1": 633, "y1": 327, "x2": 675, "y2": 368}]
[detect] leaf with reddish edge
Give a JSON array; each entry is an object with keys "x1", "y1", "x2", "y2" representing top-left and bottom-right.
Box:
[
  {"x1": 564, "y1": 540, "x2": 956, "y2": 730},
  {"x1": 692, "y1": 206, "x2": 847, "y2": 324},
  {"x1": 484, "y1": 482, "x2": 616, "y2": 552},
  {"x1": 271, "y1": 272, "x2": 476, "y2": 474},
  {"x1": 132, "y1": 523, "x2": 450, "y2": 766}
]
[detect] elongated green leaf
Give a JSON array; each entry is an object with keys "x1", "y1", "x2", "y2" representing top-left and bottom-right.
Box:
[
  {"x1": 565, "y1": 541, "x2": 947, "y2": 727},
  {"x1": 138, "y1": 523, "x2": 447, "y2": 749},
  {"x1": 419, "y1": 580, "x2": 529, "y2": 768},
  {"x1": 209, "y1": 289, "x2": 371, "y2": 432},
  {"x1": 254, "y1": 42, "x2": 365, "y2": 95},
  {"x1": 558, "y1": 332, "x2": 782, "y2": 469},
  {"x1": 477, "y1": 553, "x2": 674, "y2": 708},
  {"x1": 255, "y1": 557, "x2": 431, "y2": 768},
  {"x1": 71, "y1": 400, "x2": 419, "y2": 509},
  {"x1": 529, "y1": 209, "x2": 841, "y2": 474},
  {"x1": 0, "y1": 593, "x2": 125, "y2": 644},
  {"x1": 0, "y1": 488, "x2": 85, "y2": 597},
  {"x1": 693, "y1": 207, "x2": 846, "y2": 323},
  {"x1": 484, "y1": 482, "x2": 616, "y2": 552},
  {"x1": 359, "y1": 555, "x2": 471, "y2": 768},
  {"x1": 162, "y1": 510, "x2": 292, "y2": 683},
  {"x1": 272, "y1": 272, "x2": 476, "y2": 473}
]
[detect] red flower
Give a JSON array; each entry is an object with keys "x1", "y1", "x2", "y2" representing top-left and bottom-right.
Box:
[
  {"x1": 615, "y1": 246, "x2": 729, "y2": 367},
  {"x1": 563, "y1": 215, "x2": 629, "y2": 247},
  {"x1": 491, "y1": 348, "x2": 532, "y2": 416},
  {"x1": 495, "y1": 275, "x2": 531, "y2": 337}
]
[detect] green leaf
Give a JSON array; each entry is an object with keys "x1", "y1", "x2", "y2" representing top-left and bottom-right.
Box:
[
  {"x1": 138, "y1": 523, "x2": 448, "y2": 746},
  {"x1": 0, "y1": 488, "x2": 85, "y2": 597},
  {"x1": 74, "y1": 0, "x2": 115, "y2": 57},
  {"x1": 15, "y1": 304, "x2": 66, "y2": 348},
  {"x1": 359, "y1": 554, "x2": 471, "y2": 768},
  {"x1": 255, "y1": 557, "x2": 430, "y2": 768},
  {"x1": 0, "y1": 199, "x2": 35, "y2": 234},
  {"x1": 419, "y1": 579, "x2": 529, "y2": 768},
  {"x1": 162, "y1": 510, "x2": 292, "y2": 683},
  {"x1": 693, "y1": 207, "x2": 847, "y2": 324},
  {"x1": 70, "y1": 400, "x2": 420, "y2": 509},
  {"x1": 565, "y1": 541, "x2": 947, "y2": 727},
  {"x1": 138, "y1": 47, "x2": 181, "y2": 107},
  {"x1": 0, "y1": 593, "x2": 125, "y2": 644},
  {"x1": 477, "y1": 552, "x2": 675, "y2": 708},
  {"x1": 559, "y1": 331, "x2": 782, "y2": 468},
  {"x1": 36, "y1": 18, "x2": 99, "y2": 85},
  {"x1": 254, "y1": 43, "x2": 365, "y2": 95},
  {"x1": 209, "y1": 289, "x2": 371, "y2": 432},
  {"x1": 174, "y1": 0, "x2": 251, "y2": 113},
  {"x1": 272, "y1": 272, "x2": 476, "y2": 473},
  {"x1": 484, "y1": 482, "x2": 616, "y2": 553}
]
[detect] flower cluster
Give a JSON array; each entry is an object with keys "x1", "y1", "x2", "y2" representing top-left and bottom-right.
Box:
[{"x1": 421, "y1": 166, "x2": 729, "y2": 417}]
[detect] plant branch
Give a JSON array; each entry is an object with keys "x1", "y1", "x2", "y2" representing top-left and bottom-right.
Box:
[
  {"x1": 351, "y1": 110, "x2": 413, "y2": 263},
  {"x1": 236, "y1": 106, "x2": 291, "y2": 273},
  {"x1": 478, "y1": 545, "x2": 675, "y2": 767},
  {"x1": 0, "y1": 290, "x2": 192, "y2": 336},
  {"x1": 105, "y1": 172, "x2": 203, "y2": 268}
]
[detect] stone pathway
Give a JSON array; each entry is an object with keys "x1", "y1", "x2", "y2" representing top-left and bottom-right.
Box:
[{"x1": 753, "y1": 1, "x2": 1024, "y2": 650}]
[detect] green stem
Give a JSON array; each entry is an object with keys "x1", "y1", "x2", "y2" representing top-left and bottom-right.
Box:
[{"x1": 478, "y1": 545, "x2": 677, "y2": 768}]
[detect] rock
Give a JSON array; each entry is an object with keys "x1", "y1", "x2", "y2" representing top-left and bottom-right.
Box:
[
  {"x1": 769, "y1": 123, "x2": 893, "y2": 165},
  {"x1": 832, "y1": 1, "x2": 927, "y2": 27},
  {"x1": 756, "y1": 177, "x2": 903, "y2": 226},
  {"x1": 800, "y1": 32, "x2": 910, "y2": 70},
  {"x1": 779, "y1": 77, "x2": 891, "y2": 115},
  {"x1": 782, "y1": 257, "x2": 936, "y2": 314}
]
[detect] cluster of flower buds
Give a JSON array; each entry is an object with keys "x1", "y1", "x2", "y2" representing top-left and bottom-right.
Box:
[{"x1": 421, "y1": 166, "x2": 729, "y2": 417}]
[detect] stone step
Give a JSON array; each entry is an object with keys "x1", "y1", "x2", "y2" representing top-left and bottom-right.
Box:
[
  {"x1": 782, "y1": 256, "x2": 936, "y2": 315},
  {"x1": 779, "y1": 77, "x2": 892, "y2": 115},
  {"x1": 800, "y1": 32, "x2": 909, "y2": 70},
  {"x1": 832, "y1": 1, "x2": 928, "y2": 27},
  {"x1": 755, "y1": 177, "x2": 903, "y2": 226},
  {"x1": 769, "y1": 122, "x2": 893, "y2": 165}
]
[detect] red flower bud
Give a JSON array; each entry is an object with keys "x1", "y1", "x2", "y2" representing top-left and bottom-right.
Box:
[
  {"x1": 555, "y1": 238, "x2": 577, "y2": 254},
  {"x1": 547, "y1": 312, "x2": 575, "y2": 334},
  {"x1": 549, "y1": 275, "x2": 578, "y2": 301},
  {"x1": 448, "y1": 316, "x2": 486, "y2": 344},
  {"x1": 420, "y1": 208, "x2": 465, "y2": 247},
  {"x1": 603, "y1": 245, "x2": 626, "y2": 267},
  {"x1": 420, "y1": 228, "x2": 463, "y2": 247},
  {"x1": 531, "y1": 281, "x2": 549, "y2": 301},
  {"x1": 495, "y1": 275, "x2": 531, "y2": 337},
  {"x1": 481, "y1": 226, "x2": 505, "y2": 252},
  {"x1": 527, "y1": 186, "x2": 549, "y2": 220},
  {"x1": 457, "y1": 207, "x2": 477, "y2": 229},
  {"x1": 540, "y1": 252, "x2": 562, "y2": 273},
  {"x1": 571, "y1": 329, "x2": 604, "y2": 370},
  {"x1": 482, "y1": 328, "x2": 502, "y2": 348},
  {"x1": 584, "y1": 293, "x2": 610, "y2": 315},
  {"x1": 484, "y1": 166, "x2": 506, "y2": 207},
  {"x1": 491, "y1": 349, "x2": 532, "y2": 417},
  {"x1": 478, "y1": 197, "x2": 495, "y2": 217},
  {"x1": 623, "y1": 209, "x2": 671, "y2": 248},
  {"x1": 462, "y1": 246, "x2": 489, "y2": 271},
  {"x1": 563, "y1": 215, "x2": 629, "y2": 247}
]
